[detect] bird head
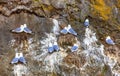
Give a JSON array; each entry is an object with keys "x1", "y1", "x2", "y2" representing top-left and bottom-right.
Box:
[
  {"x1": 49, "y1": 43, "x2": 53, "y2": 47},
  {"x1": 19, "y1": 52, "x2": 23, "y2": 57},
  {"x1": 106, "y1": 36, "x2": 111, "y2": 39},
  {"x1": 20, "y1": 25, "x2": 24, "y2": 29},
  {"x1": 85, "y1": 19, "x2": 89, "y2": 22},
  {"x1": 64, "y1": 27, "x2": 68, "y2": 30},
  {"x1": 23, "y1": 24, "x2": 27, "y2": 28},
  {"x1": 54, "y1": 42, "x2": 58, "y2": 45},
  {"x1": 15, "y1": 53, "x2": 20, "y2": 58},
  {"x1": 68, "y1": 24, "x2": 71, "y2": 29},
  {"x1": 74, "y1": 43, "x2": 78, "y2": 47}
]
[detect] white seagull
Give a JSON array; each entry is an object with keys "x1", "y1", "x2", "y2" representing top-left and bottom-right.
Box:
[
  {"x1": 19, "y1": 53, "x2": 26, "y2": 64},
  {"x1": 48, "y1": 43, "x2": 54, "y2": 53},
  {"x1": 60, "y1": 27, "x2": 68, "y2": 34},
  {"x1": 12, "y1": 25, "x2": 24, "y2": 33},
  {"x1": 23, "y1": 24, "x2": 32, "y2": 34},
  {"x1": 11, "y1": 53, "x2": 20, "y2": 64},
  {"x1": 68, "y1": 24, "x2": 77, "y2": 36},
  {"x1": 106, "y1": 36, "x2": 115, "y2": 45},
  {"x1": 84, "y1": 19, "x2": 89, "y2": 27},
  {"x1": 71, "y1": 44, "x2": 79, "y2": 52},
  {"x1": 53, "y1": 42, "x2": 59, "y2": 51}
]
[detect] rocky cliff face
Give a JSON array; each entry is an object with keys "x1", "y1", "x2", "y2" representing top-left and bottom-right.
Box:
[{"x1": 0, "y1": 0, "x2": 120, "y2": 76}]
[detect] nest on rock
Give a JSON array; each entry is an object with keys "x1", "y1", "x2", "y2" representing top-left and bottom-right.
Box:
[
  {"x1": 58, "y1": 34, "x2": 77, "y2": 48},
  {"x1": 105, "y1": 45, "x2": 120, "y2": 64},
  {"x1": 63, "y1": 53, "x2": 81, "y2": 68}
]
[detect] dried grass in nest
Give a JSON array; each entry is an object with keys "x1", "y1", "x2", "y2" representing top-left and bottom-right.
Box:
[
  {"x1": 59, "y1": 23, "x2": 67, "y2": 29},
  {"x1": 105, "y1": 46, "x2": 120, "y2": 64},
  {"x1": 58, "y1": 34, "x2": 77, "y2": 47},
  {"x1": 63, "y1": 53, "x2": 81, "y2": 68},
  {"x1": 105, "y1": 46, "x2": 119, "y2": 56}
]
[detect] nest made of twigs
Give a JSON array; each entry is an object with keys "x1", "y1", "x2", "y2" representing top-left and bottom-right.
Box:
[{"x1": 58, "y1": 34, "x2": 77, "y2": 47}]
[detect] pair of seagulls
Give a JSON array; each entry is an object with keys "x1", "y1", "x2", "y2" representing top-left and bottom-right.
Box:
[
  {"x1": 11, "y1": 53, "x2": 26, "y2": 64},
  {"x1": 12, "y1": 24, "x2": 32, "y2": 34},
  {"x1": 60, "y1": 24, "x2": 77, "y2": 36},
  {"x1": 48, "y1": 42, "x2": 59, "y2": 53}
]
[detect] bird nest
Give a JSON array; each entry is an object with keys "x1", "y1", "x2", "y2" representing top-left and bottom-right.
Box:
[
  {"x1": 58, "y1": 34, "x2": 77, "y2": 47},
  {"x1": 63, "y1": 53, "x2": 86, "y2": 68}
]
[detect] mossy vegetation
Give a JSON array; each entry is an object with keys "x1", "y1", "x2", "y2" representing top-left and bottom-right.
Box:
[
  {"x1": 117, "y1": 0, "x2": 120, "y2": 8},
  {"x1": 91, "y1": 0, "x2": 111, "y2": 20}
]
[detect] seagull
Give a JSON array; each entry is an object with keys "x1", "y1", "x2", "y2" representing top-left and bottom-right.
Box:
[
  {"x1": 23, "y1": 24, "x2": 32, "y2": 34},
  {"x1": 84, "y1": 19, "x2": 89, "y2": 27},
  {"x1": 53, "y1": 42, "x2": 59, "y2": 51},
  {"x1": 19, "y1": 53, "x2": 26, "y2": 64},
  {"x1": 48, "y1": 43, "x2": 54, "y2": 53},
  {"x1": 12, "y1": 25, "x2": 24, "y2": 33},
  {"x1": 11, "y1": 53, "x2": 20, "y2": 64},
  {"x1": 60, "y1": 27, "x2": 68, "y2": 34},
  {"x1": 71, "y1": 44, "x2": 79, "y2": 52},
  {"x1": 68, "y1": 24, "x2": 77, "y2": 36},
  {"x1": 52, "y1": 19, "x2": 60, "y2": 35},
  {"x1": 106, "y1": 36, "x2": 115, "y2": 45}
]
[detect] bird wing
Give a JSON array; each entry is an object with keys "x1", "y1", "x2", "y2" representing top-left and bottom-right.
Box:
[
  {"x1": 19, "y1": 57, "x2": 26, "y2": 64},
  {"x1": 12, "y1": 27, "x2": 22, "y2": 33},
  {"x1": 53, "y1": 45, "x2": 59, "y2": 51},
  {"x1": 84, "y1": 22, "x2": 89, "y2": 27},
  {"x1": 68, "y1": 28, "x2": 77, "y2": 35},
  {"x1": 24, "y1": 27, "x2": 32, "y2": 34},
  {"x1": 106, "y1": 39, "x2": 114, "y2": 44},
  {"x1": 71, "y1": 46, "x2": 78, "y2": 52},
  {"x1": 11, "y1": 58, "x2": 19, "y2": 64},
  {"x1": 60, "y1": 29, "x2": 68, "y2": 34},
  {"x1": 48, "y1": 47, "x2": 54, "y2": 53}
]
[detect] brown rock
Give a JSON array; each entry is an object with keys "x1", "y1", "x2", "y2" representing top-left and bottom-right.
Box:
[{"x1": 51, "y1": 0, "x2": 66, "y2": 9}]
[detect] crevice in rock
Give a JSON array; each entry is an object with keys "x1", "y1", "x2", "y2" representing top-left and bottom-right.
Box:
[{"x1": 0, "y1": 5, "x2": 46, "y2": 18}]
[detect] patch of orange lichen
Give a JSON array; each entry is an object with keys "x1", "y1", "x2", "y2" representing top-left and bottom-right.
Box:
[
  {"x1": 91, "y1": 0, "x2": 111, "y2": 20},
  {"x1": 116, "y1": 0, "x2": 120, "y2": 8}
]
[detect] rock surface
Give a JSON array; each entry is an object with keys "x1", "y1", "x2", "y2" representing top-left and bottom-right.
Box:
[{"x1": 0, "y1": 0, "x2": 120, "y2": 76}]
